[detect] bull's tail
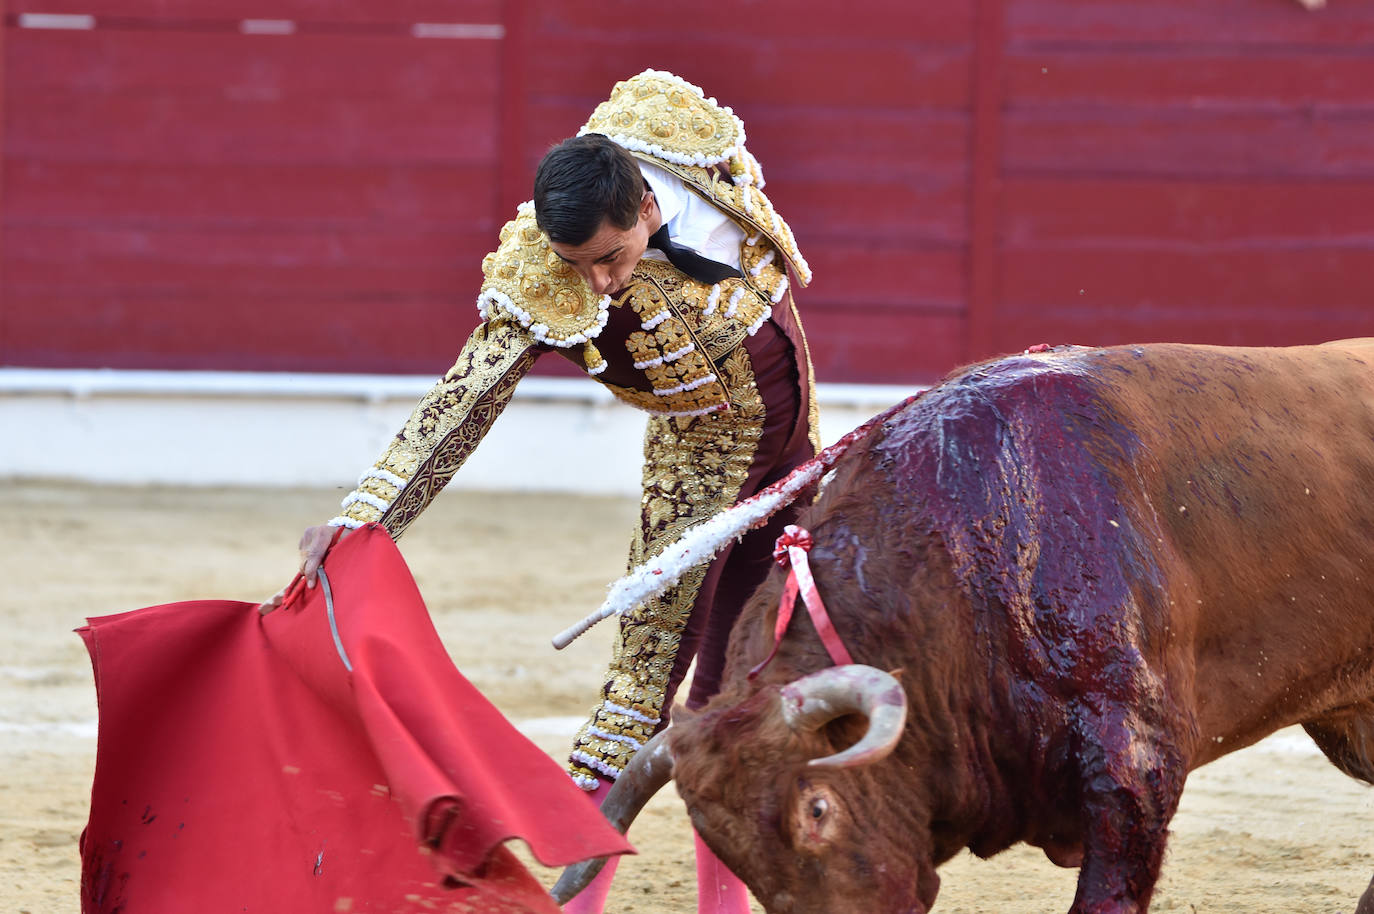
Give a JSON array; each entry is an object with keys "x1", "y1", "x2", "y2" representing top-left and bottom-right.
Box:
[{"x1": 552, "y1": 391, "x2": 923, "y2": 649}]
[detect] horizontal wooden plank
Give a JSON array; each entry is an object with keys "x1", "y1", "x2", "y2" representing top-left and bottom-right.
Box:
[
  {"x1": 522, "y1": 44, "x2": 972, "y2": 110},
  {"x1": 10, "y1": 1, "x2": 502, "y2": 25},
  {"x1": 1, "y1": 223, "x2": 499, "y2": 336},
  {"x1": 800, "y1": 306, "x2": 966, "y2": 385},
  {"x1": 530, "y1": 0, "x2": 975, "y2": 46},
  {"x1": 1003, "y1": 178, "x2": 1374, "y2": 244},
  {"x1": 527, "y1": 99, "x2": 970, "y2": 179},
  {"x1": 1001, "y1": 248, "x2": 1374, "y2": 312},
  {"x1": 516, "y1": 100, "x2": 589, "y2": 163},
  {"x1": 8, "y1": 90, "x2": 499, "y2": 165},
  {"x1": 0, "y1": 288, "x2": 479, "y2": 373},
  {"x1": 742, "y1": 109, "x2": 971, "y2": 180},
  {"x1": 770, "y1": 178, "x2": 968, "y2": 247},
  {"x1": 803, "y1": 245, "x2": 967, "y2": 311},
  {"x1": 1007, "y1": 0, "x2": 1374, "y2": 47},
  {"x1": 6, "y1": 29, "x2": 500, "y2": 97},
  {"x1": 1005, "y1": 109, "x2": 1374, "y2": 178},
  {"x1": 5, "y1": 224, "x2": 491, "y2": 268},
  {"x1": 4, "y1": 253, "x2": 485, "y2": 300},
  {"x1": 1008, "y1": 51, "x2": 1374, "y2": 107},
  {"x1": 3, "y1": 160, "x2": 500, "y2": 229}
]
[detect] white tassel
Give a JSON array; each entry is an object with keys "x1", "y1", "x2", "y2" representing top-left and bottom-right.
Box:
[
  {"x1": 587, "y1": 727, "x2": 646, "y2": 750},
  {"x1": 358, "y1": 467, "x2": 408, "y2": 489},
  {"x1": 748, "y1": 249, "x2": 776, "y2": 278},
  {"x1": 704, "y1": 283, "x2": 722, "y2": 315},
  {"x1": 341, "y1": 490, "x2": 392, "y2": 513},
  {"x1": 603, "y1": 701, "x2": 661, "y2": 726},
  {"x1": 746, "y1": 305, "x2": 773, "y2": 336},
  {"x1": 569, "y1": 750, "x2": 623, "y2": 779},
  {"x1": 770, "y1": 275, "x2": 790, "y2": 304}
]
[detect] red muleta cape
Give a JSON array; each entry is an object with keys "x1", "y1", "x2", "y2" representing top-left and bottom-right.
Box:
[{"x1": 78, "y1": 524, "x2": 631, "y2": 913}]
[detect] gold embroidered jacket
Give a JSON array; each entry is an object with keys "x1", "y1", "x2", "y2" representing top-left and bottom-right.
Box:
[{"x1": 330, "y1": 70, "x2": 815, "y2": 536}]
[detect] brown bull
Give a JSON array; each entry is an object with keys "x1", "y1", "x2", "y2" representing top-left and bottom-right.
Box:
[{"x1": 562, "y1": 340, "x2": 1374, "y2": 914}]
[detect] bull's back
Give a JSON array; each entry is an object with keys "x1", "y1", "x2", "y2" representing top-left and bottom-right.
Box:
[{"x1": 1064, "y1": 340, "x2": 1374, "y2": 748}]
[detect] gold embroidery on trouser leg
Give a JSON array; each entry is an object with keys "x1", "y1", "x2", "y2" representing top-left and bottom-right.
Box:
[{"x1": 568, "y1": 346, "x2": 766, "y2": 785}]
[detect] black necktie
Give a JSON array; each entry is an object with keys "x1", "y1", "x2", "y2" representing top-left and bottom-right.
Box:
[{"x1": 646, "y1": 224, "x2": 742, "y2": 285}]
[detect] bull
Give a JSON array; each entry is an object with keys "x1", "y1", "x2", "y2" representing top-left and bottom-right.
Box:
[{"x1": 556, "y1": 339, "x2": 1374, "y2": 914}]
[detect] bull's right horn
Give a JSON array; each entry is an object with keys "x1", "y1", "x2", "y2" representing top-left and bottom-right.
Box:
[
  {"x1": 779, "y1": 665, "x2": 907, "y2": 770},
  {"x1": 550, "y1": 729, "x2": 676, "y2": 903}
]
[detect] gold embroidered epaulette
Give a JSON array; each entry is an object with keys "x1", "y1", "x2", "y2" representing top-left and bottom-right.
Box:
[
  {"x1": 477, "y1": 203, "x2": 611, "y2": 374},
  {"x1": 582, "y1": 68, "x2": 746, "y2": 168},
  {"x1": 581, "y1": 69, "x2": 812, "y2": 287}
]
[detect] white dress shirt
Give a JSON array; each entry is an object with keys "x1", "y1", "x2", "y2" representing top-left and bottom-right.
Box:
[{"x1": 639, "y1": 161, "x2": 746, "y2": 271}]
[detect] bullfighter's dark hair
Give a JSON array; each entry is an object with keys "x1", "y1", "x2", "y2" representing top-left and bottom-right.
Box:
[{"x1": 533, "y1": 134, "x2": 645, "y2": 246}]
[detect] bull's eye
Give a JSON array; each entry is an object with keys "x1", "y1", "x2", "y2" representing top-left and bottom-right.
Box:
[{"x1": 792, "y1": 782, "x2": 840, "y2": 853}]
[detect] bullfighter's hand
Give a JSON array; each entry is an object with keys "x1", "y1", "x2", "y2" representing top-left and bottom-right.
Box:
[{"x1": 257, "y1": 525, "x2": 351, "y2": 615}]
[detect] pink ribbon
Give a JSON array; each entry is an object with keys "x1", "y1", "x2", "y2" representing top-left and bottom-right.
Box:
[{"x1": 748, "y1": 525, "x2": 854, "y2": 679}]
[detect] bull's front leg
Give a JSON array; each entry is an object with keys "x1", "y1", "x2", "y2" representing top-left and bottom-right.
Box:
[{"x1": 1067, "y1": 706, "x2": 1186, "y2": 914}]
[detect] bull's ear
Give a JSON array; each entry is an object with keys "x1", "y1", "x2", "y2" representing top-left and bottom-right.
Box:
[{"x1": 887, "y1": 667, "x2": 906, "y2": 682}]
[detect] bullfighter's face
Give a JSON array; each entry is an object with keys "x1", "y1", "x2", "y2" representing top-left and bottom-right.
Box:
[
  {"x1": 548, "y1": 190, "x2": 659, "y2": 296},
  {"x1": 670, "y1": 686, "x2": 942, "y2": 914}
]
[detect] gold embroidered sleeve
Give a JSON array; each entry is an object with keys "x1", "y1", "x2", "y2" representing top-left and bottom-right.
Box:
[{"x1": 328, "y1": 318, "x2": 540, "y2": 538}]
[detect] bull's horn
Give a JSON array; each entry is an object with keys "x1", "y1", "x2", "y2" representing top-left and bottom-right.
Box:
[
  {"x1": 779, "y1": 665, "x2": 907, "y2": 769},
  {"x1": 550, "y1": 730, "x2": 676, "y2": 903}
]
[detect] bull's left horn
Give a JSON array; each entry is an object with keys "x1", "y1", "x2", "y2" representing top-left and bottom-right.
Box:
[
  {"x1": 550, "y1": 730, "x2": 675, "y2": 903},
  {"x1": 779, "y1": 665, "x2": 907, "y2": 769}
]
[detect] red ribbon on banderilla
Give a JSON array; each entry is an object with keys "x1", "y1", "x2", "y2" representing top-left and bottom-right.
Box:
[{"x1": 748, "y1": 524, "x2": 854, "y2": 679}]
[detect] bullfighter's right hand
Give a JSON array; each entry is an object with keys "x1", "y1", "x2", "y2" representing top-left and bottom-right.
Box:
[{"x1": 257, "y1": 524, "x2": 352, "y2": 615}]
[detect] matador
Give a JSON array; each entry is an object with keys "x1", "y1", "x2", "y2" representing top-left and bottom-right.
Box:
[{"x1": 267, "y1": 69, "x2": 818, "y2": 914}]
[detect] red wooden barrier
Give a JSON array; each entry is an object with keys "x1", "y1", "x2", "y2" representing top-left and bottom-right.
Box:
[{"x1": 2, "y1": 0, "x2": 1371, "y2": 383}]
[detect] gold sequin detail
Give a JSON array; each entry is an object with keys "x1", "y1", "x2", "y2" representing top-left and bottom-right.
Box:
[
  {"x1": 597, "y1": 260, "x2": 777, "y2": 416},
  {"x1": 335, "y1": 319, "x2": 538, "y2": 537},
  {"x1": 582, "y1": 70, "x2": 744, "y2": 167},
  {"x1": 478, "y1": 206, "x2": 607, "y2": 348},
  {"x1": 629, "y1": 260, "x2": 753, "y2": 360},
  {"x1": 568, "y1": 345, "x2": 767, "y2": 784}
]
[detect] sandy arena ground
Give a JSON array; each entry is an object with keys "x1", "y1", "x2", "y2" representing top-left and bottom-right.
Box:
[{"x1": 2, "y1": 481, "x2": 1371, "y2": 913}]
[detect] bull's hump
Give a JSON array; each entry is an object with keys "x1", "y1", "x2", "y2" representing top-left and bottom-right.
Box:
[
  {"x1": 951, "y1": 344, "x2": 1135, "y2": 400},
  {"x1": 873, "y1": 345, "x2": 1142, "y2": 513},
  {"x1": 933, "y1": 346, "x2": 1136, "y2": 436}
]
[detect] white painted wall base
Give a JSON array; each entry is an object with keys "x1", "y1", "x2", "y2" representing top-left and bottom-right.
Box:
[{"x1": 0, "y1": 369, "x2": 917, "y2": 495}]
